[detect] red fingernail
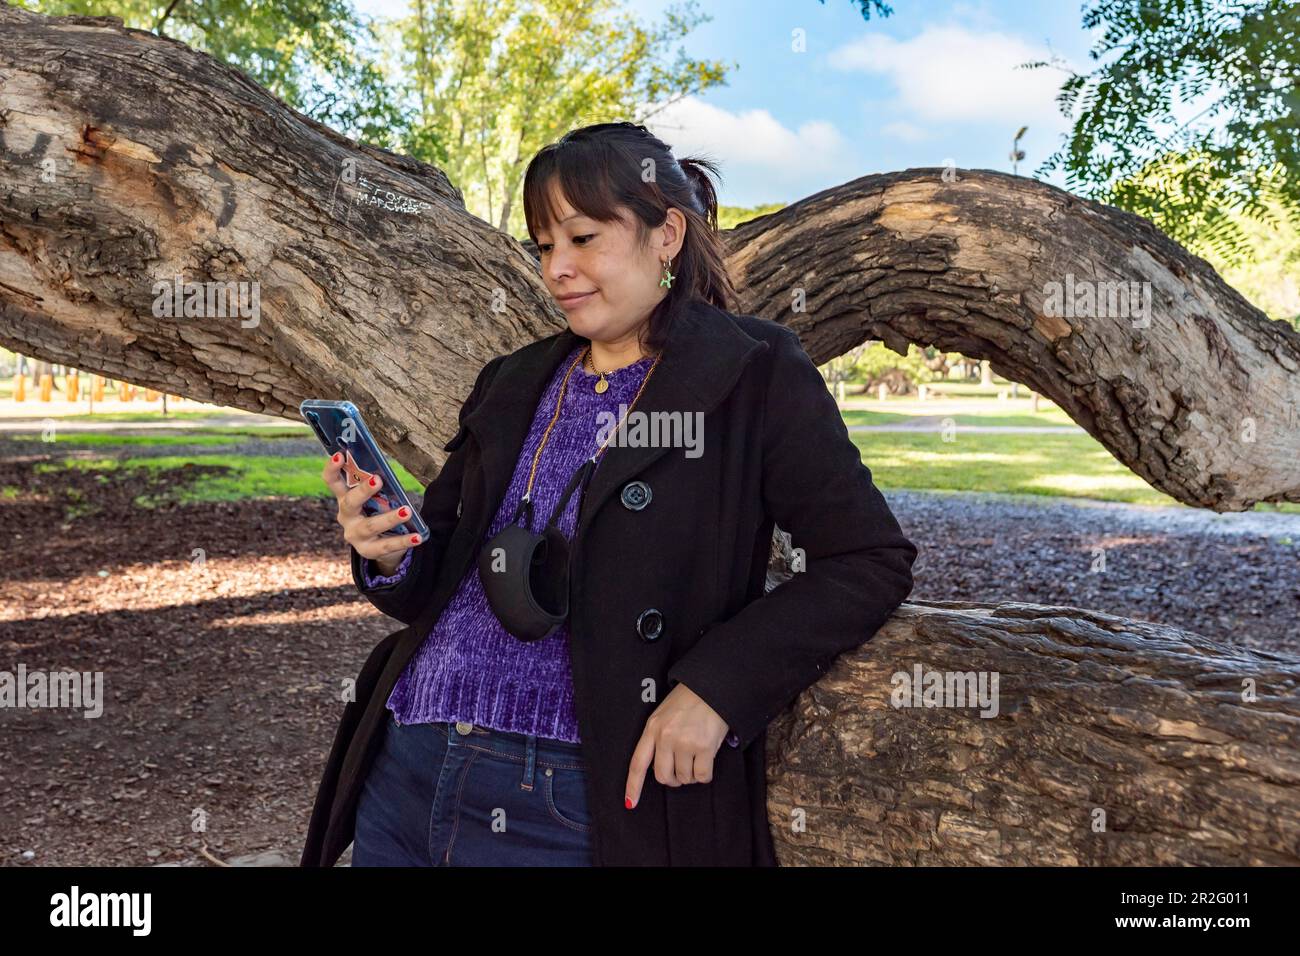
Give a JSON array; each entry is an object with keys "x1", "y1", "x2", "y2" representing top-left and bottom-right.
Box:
[
  {"x1": 625, "y1": 795, "x2": 634, "y2": 809},
  {"x1": 410, "y1": 535, "x2": 420, "y2": 544},
  {"x1": 369, "y1": 476, "x2": 377, "y2": 486},
  {"x1": 398, "y1": 508, "x2": 409, "y2": 518},
  {"x1": 331, "y1": 452, "x2": 340, "y2": 462}
]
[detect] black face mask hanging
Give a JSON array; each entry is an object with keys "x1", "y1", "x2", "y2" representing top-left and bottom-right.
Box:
[
  {"x1": 476, "y1": 344, "x2": 663, "y2": 643},
  {"x1": 476, "y1": 458, "x2": 596, "y2": 642}
]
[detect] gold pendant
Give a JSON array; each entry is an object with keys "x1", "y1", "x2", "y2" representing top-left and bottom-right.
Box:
[{"x1": 595, "y1": 376, "x2": 609, "y2": 394}]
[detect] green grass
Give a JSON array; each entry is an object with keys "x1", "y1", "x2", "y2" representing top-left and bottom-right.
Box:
[
  {"x1": 852, "y1": 430, "x2": 1300, "y2": 512},
  {"x1": 17, "y1": 408, "x2": 1298, "y2": 515},
  {"x1": 62, "y1": 486, "x2": 97, "y2": 519},
  {"x1": 11, "y1": 427, "x2": 309, "y2": 447},
  {"x1": 32, "y1": 454, "x2": 422, "y2": 507},
  {"x1": 840, "y1": 407, "x2": 1080, "y2": 428},
  {"x1": 202, "y1": 424, "x2": 309, "y2": 434}
]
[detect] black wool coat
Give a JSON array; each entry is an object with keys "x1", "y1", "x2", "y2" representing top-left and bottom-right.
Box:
[{"x1": 300, "y1": 298, "x2": 918, "y2": 867}]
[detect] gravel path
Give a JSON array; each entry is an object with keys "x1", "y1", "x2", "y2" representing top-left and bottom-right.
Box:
[
  {"x1": 892, "y1": 489, "x2": 1299, "y2": 658},
  {"x1": 894, "y1": 488, "x2": 1300, "y2": 540},
  {"x1": 847, "y1": 423, "x2": 1085, "y2": 433}
]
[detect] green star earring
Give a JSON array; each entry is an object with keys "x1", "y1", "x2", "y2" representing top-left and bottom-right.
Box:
[{"x1": 659, "y1": 257, "x2": 675, "y2": 289}]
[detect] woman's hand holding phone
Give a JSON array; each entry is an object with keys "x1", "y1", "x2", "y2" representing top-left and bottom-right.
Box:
[{"x1": 322, "y1": 452, "x2": 419, "y2": 575}]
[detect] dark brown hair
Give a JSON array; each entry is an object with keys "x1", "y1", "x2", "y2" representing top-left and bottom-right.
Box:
[{"x1": 522, "y1": 121, "x2": 738, "y2": 354}]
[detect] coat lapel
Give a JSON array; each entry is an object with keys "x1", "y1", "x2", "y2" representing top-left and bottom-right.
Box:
[{"x1": 461, "y1": 298, "x2": 771, "y2": 540}]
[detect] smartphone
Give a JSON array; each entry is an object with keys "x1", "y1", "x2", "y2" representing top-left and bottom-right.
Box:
[{"x1": 300, "y1": 399, "x2": 429, "y2": 541}]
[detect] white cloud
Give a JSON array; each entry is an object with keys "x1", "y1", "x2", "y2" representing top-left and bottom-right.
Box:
[
  {"x1": 828, "y1": 25, "x2": 1071, "y2": 129},
  {"x1": 636, "y1": 95, "x2": 858, "y2": 203},
  {"x1": 644, "y1": 96, "x2": 848, "y2": 175}
]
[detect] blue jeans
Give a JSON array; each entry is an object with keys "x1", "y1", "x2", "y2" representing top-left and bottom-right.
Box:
[{"x1": 352, "y1": 711, "x2": 595, "y2": 866}]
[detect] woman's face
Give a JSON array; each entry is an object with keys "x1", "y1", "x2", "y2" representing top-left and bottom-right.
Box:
[{"x1": 535, "y1": 181, "x2": 684, "y2": 346}]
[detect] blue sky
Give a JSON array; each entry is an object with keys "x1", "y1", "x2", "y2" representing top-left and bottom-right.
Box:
[{"x1": 353, "y1": 0, "x2": 1099, "y2": 208}]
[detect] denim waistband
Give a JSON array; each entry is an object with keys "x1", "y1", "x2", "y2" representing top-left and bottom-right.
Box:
[{"x1": 399, "y1": 714, "x2": 586, "y2": 764}]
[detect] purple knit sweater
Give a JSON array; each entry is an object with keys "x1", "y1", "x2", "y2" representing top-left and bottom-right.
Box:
[{"x1": 361, "y1": 342, "x2": 740, "y2": 750}]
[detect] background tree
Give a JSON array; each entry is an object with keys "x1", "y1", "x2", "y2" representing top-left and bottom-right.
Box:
[
  {"x1": 816, "y1": 0, "x2": 895, "y2": 19},
  {"x1": 818, "y1": 342, "x2": 871, "y2": 393},
  {"x1": 12, "y1": 0, "x2": 408, "y2": 146},
  {"x1": 833, "y1": 342, "x2": 935, "y2": 396},
  {"x1": 384, "y1": 0, "x2": 730, "y2": 234},
  {"x1": 1032, "y1": 0, "x2": 1299, "y2": 264},
  {"x1": 1201, "y1": 192, "x2": 1300, "y2": 329}
]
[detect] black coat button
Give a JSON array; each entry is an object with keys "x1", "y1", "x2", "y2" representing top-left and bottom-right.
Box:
[
  {"x1": 636, "y1": 608, "x2": 664, "y2": 642},
  {"x1": 620, "y1": 480, "x2": 652, "y2": 511}
]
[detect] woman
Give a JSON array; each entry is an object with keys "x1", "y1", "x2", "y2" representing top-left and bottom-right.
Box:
[{"x1": 303, "y1": 121, "x2": 918, "y2": 867}]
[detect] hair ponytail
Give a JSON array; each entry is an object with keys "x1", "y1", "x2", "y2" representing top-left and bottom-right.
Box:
[{"x1": 676, "y1": 157, "x2": 722, "y2": 232}]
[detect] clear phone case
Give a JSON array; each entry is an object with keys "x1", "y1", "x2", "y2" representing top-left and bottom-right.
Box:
[{"x1": 300, "y1": 399, "x2": 430, "y2": 541}]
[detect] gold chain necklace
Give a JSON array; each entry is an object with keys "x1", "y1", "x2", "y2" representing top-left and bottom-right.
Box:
[
  {"x1": 520, "y1": 345, "x2": 663, "y2": 507},
  {"x1": 584, "y1": 346, "x2": 657, "y2": 394}
]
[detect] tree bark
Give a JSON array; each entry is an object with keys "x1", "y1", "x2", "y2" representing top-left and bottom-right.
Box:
[
  {"x1": 762, "y1": 530, "x2": 1300, "y2": 865},
  {"x1": 762, "y1": 594, "x2": 1300, "y2": 865},
  {"x1": 721, "y1": 171, "x2": 1300, "y2": 512},
  {"x1": 0, "y1": 3, "x2": 558, "y2": 477},
  {"x1": 2, "y1": 2, "x2": 1298, "y2": 865}
]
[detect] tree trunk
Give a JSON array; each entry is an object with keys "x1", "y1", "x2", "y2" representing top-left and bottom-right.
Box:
[
  {"x1": 764, "y1": 597, "x2": 1300, "y2": 865},
  {"x1": 721, "y1": 171, "x2": 1300, "y2": 513},
  {"x1": 0, "y1": 3, "x2": 556, "y2": 478},
  {"x1": 762, "y1": 531, "x2": 1300, "y2": 865},
  {"x1": 2, "y1": 2, "x2": 1298, "y2": 865}
]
